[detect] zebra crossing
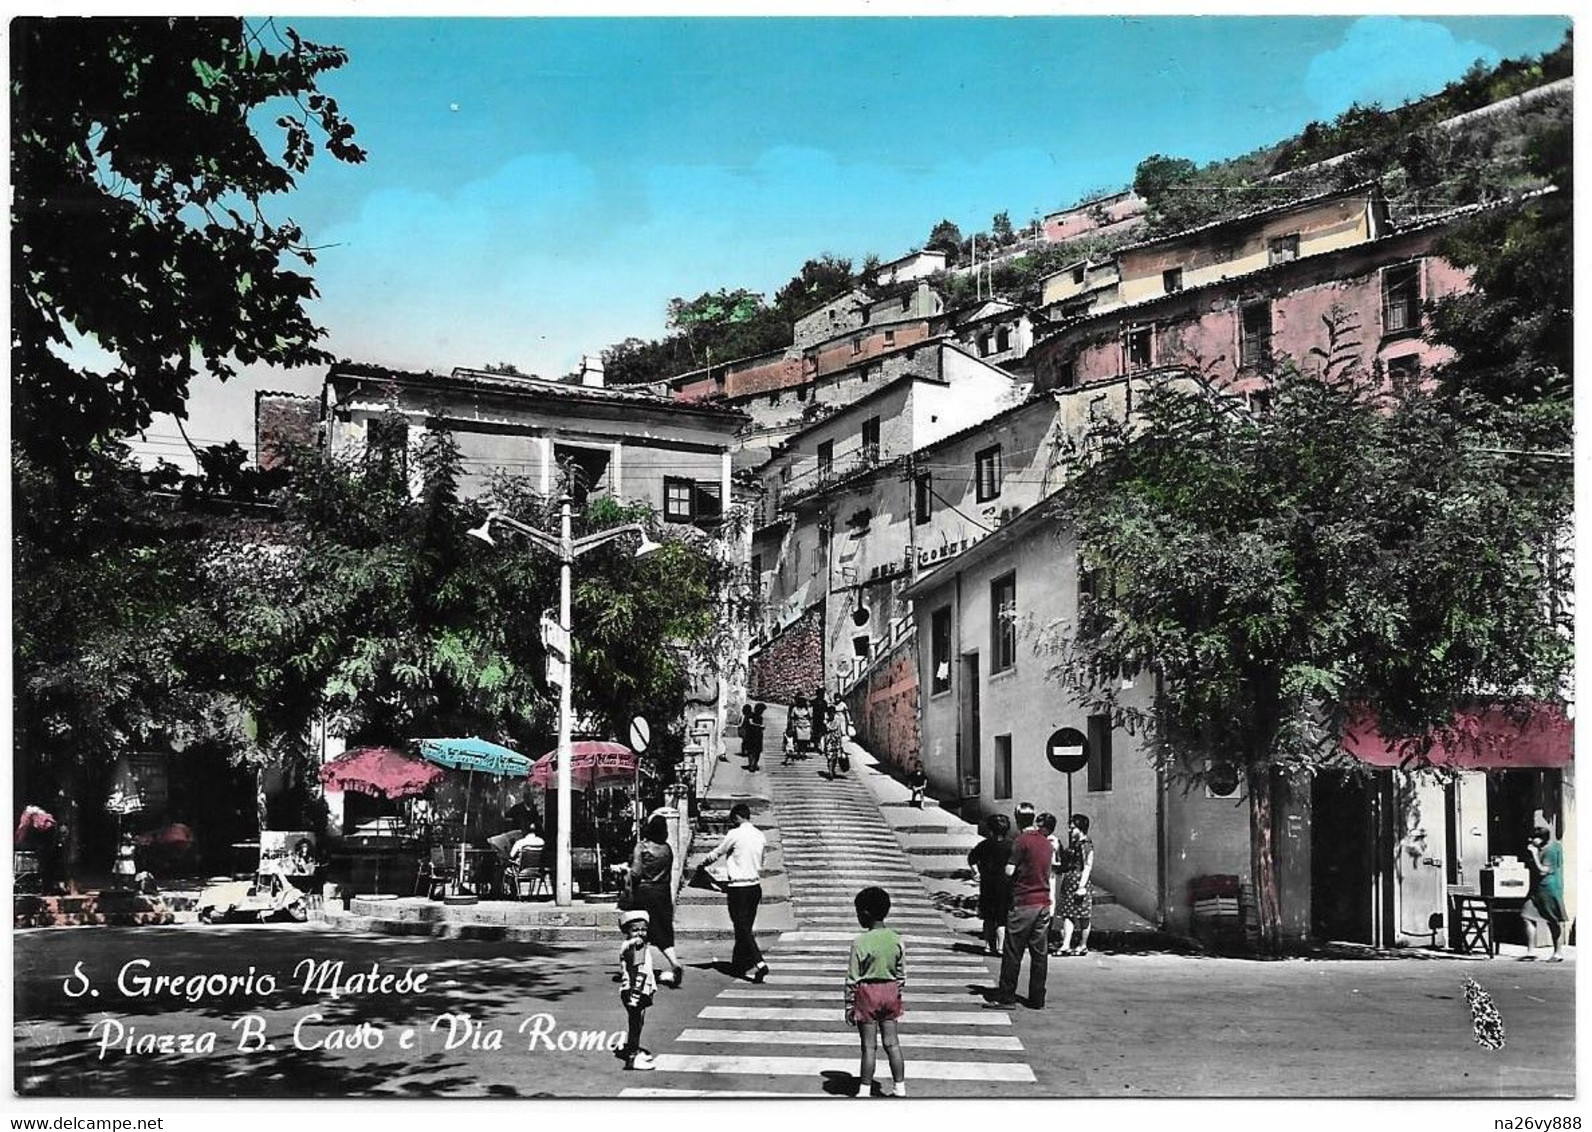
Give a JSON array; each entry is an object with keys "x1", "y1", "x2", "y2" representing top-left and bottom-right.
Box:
[{"x1": 621, "y1": 744, "x2": 1038, "y2": 1097}]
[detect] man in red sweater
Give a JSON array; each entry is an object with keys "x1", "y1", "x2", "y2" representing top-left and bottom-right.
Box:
[{"x1": 989, "y1": 802, "x2": 1053, "y2": 1009}]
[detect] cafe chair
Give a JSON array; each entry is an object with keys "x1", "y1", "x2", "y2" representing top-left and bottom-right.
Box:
[
  {"x1": 417, "y1": 844, "x2": 456, "y2": 901},
  {"x1": 502, "y1": 846, "x2": 548, "y2": 900}
]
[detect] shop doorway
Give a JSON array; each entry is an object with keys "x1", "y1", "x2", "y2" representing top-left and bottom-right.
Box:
[{"x1": 1311, "y1": 771, "x2": 1378, "y2": 943}]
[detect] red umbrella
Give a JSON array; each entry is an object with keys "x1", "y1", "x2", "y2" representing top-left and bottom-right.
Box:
[
  {"x1": 319, "y1": 746, "x2": 445, "y2": 798},
  {"x1": 531, "y1": 741, "x2": 638, "y2": 790}
]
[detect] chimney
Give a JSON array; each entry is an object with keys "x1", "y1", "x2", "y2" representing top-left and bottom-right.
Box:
[{"x1": 579, "y1": 355, "x2": 605, "y2": 388}]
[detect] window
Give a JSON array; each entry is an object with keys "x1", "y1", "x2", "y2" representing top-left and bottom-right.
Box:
[
  {"x1": 1385, "y1": 354, "x2": 1420, "y2": 383},
  {"x1": 914, "y1": 472, "x2": 932, "y2": 524},
  {"x1": 767, "y1": 392, "x2": 779, "y2": 406},
  {"x1": 980, "y1": 334, "x2": 994, "y2": 357},
  {"x1": 1382, "y1": 262, "x2": 1422, "y2": 335},
  {"x1": 663, "y1": 478, "x2": 723, "y2": 527},
  {"x1": 1240, "y1": 301, "x2": 1272, "y2": 367},
  {"x1": 1163, "y1": 267, "x2": 1184, "y2": 293},
  {"x1": 1072, "y1": 264, "x2": 1087, "y2": 285},
  {"x1": 1124, "y1": 326, "x2": 1152, "y2": 371},
  {"x1": 797, "y1": 385, "x2": 809, "y2": 402},
  {"x1": 990, "y1": 572, "x2": 1017, "y2": 673},
  {"x1": 1087, "y1": 713, "x2": 1113, "y2": 792},
  {"x1": 663, "y1": 477, "x2": 693, "y2": 523},
  {"x1": 996, "y1": 326, "x2": 1011, "y2": 352},
  {"x1": 1055, "y1": 354, "x2": 1076, "y2": 390},
  {"x1": 930, "y1": 607, "x2": 952, "y2": 694},
  {"x1": 975, "y1": 445, "x2": 1003, "y2": 502},
  {"x1": 994, "y1": 734, "x2": 1013, "y2": 800},
  {"x1": 817, "y1": 440, "x2": 834, "y2": 479},
  {"x1": 852, "y1": 337, "x2": 863, "y2": 356},
  {"x1": 1268, "y1": 234, "x2": 1300, "y2": 265},
  {"x1": 901, "y1": 294, "x2": 910, "y2": 311},
  {"x1": 884, "y1": 329, "x2": 895, "y2": 347},
  {"x1": 803, "y1": 354, "x2": 818, "y2": 375},
  {"x1": 861, "y1": 416, "x2": 881, "y2": 463},
  {"x1": 366, "y1": 416, "x2": 408, "y2": 480}
]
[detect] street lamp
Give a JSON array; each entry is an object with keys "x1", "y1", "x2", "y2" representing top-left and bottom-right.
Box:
[{"x1": 469, "y1": 495, "x2": 660, "y2": 906}]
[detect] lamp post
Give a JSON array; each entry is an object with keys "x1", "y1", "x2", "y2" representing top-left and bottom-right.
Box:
[{"x1": 469, "y1": 496, "x2": 660, "y2": 906}]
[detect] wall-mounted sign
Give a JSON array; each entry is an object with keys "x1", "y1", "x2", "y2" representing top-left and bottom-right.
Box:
[{"x1": 1046, "y1": 728, "x2": 1089, "y2": 774}]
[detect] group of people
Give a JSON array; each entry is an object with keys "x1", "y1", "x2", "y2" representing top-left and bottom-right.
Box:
[
  {"x1": 739, "y1": 691, "x2": 857, "y2": 779},
  {"x1": 968, "y1": 802, "x2": 1096, "y2": 1010}
]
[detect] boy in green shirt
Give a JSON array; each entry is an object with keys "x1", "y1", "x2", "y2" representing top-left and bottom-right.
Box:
[{"x1": 845, "y1": 885, "x2": 907, "y2": 1097}]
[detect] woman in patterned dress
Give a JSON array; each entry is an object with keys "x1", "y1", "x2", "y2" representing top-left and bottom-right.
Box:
[{"x1": 1055, "y1": 814, "x2": 1095, "y2": 956}]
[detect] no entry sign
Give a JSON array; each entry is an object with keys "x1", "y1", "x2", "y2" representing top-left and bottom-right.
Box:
[{"x1": 1046, "y1": 728, "x2": 1089, "y2": 774}]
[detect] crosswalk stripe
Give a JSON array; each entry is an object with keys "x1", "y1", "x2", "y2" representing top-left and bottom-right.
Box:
[
  {"x1": 760, "y1": 954, "x2": 990, "y2": 969},
  {"x1": 717, "y1": 989, "x2": 987, "y2": 1005},
  {"x1": 761, "y1": 975, "x2": 984, "y2": 988},
  {"x1": 677, "y1": 1029, "x2": 1024, "y2": 1051},
  {"x1": 652, "y1": 1054, "x2": 1035, "y2": 1082},
  {"x1": 699, "y1": 1006, "x2": 1009, "y2": 1026},
  {"x1": 618, "y1": 1089, "x2": 822, "y2": 1098}
]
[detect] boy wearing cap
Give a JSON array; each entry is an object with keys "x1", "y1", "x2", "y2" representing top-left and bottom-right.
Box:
[{"x1": 617, "y1": 909, "x2": 658, "y2": 1070}]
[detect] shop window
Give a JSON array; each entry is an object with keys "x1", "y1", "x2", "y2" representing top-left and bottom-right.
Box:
[
  {"x1": 1268, "y1": 234, "x2": 1300, "y2": 265},
  {"x1": 914, "y1": 473, "x2": 932, "y2": 524},
  {"x1": 1163, "y1": 266, "x2": 1184, "y2": 293},
  {"x1": 1382, "y1": 262, "x2": 1422, "y2": 336},
  {"x1": 994, "y1": 734, "x2": 1013, "y2": 800},
  {"x1": 930, "y1": 607, "x2": 953, "y2": 695},
  {"x1": 1087, "y1": 713, "x2": 1113, "y2": 792},
  {"x1": 990, "y1": 572, "x2": 1017, "y2": 673},
  {"x1": 975, "y1": 445, "x2": 1003, "y2": 502},
  {"x1": 1240, "y1": 301, "x2": 1272, "y2": 368}
]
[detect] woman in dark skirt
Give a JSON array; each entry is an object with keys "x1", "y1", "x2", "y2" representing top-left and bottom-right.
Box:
[
  {"x1": 629, "y1": 814, "x2": 684, "y2": 986},
  {"x1": 967, "y1": 814, "x2": 1013, "y2": 955}
]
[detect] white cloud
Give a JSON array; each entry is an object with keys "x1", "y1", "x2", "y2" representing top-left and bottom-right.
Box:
[{"x1": 1304, "y1": 17, "x2": 1500, "y2": 118}]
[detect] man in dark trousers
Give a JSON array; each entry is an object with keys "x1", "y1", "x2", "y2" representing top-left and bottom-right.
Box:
[
  {"x1": 700, "y1": 803, "x2": 769, "y2": 982},
  {"x1": 989, "y1": 802, "x2": 1053, "y2": 1009}
]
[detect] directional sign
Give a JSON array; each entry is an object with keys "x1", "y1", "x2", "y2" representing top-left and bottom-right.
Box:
[
  {"x1": 546, "y1": 657, "x2": 568, "y2": 689},
  {"x1": 629, "y1": 716, "x2": 651, "y2": 753},
  {"x1": 540, "y1": 614, "x2": 569, "y2": 656},
  {"x1": 1046, "y1": 728, "x2": 1089, "y2": 774}
]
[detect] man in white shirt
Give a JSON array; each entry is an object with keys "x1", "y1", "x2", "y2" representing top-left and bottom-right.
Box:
[{"x1": 701, "y1": 803, "x2": 769, "y2": 982}]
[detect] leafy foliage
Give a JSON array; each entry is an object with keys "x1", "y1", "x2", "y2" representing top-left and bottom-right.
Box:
[
  {"x1": 1043, "y1": 317, "x2": 1572, "y2": 945},
  {"x1": 11, "y1": 17, "x2": 366, "y2": 470}
]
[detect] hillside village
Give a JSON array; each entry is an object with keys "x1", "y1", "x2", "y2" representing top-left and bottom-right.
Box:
[{"x1": 244, "y1": 37, "x2": 1573, "y2": 951}]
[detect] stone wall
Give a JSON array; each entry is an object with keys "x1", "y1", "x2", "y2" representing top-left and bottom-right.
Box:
[
  {"x1": 748, "y1": 603, "x2": 824, "y2": 704},
  {"x1": 847, "y1": 635, "x2": 921, "y2": 772}
]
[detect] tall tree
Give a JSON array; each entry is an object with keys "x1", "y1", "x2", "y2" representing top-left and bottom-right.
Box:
[
  {"x1": 1044, "y1": 324, "x2": 1572, "y2": 950},
  {"x1": 11, "y1": 17, "x2": 365, "y2": 469},
  {"x1": 926, "y1": 218, "x2": 964, "y2": 262},
  {"x1": 773, "y1": 254, "x2": 857, "y2": 318}
]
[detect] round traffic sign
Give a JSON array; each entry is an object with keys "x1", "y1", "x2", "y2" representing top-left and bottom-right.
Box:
[
  {"x1": 1046, "y1": 727, "x2": 1089, "y2": 774},
  {"x1": 629, "y1": 716, "x2": 651, "y2": 753}
]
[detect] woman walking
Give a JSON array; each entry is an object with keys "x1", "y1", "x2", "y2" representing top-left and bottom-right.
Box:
[
  {"x1": 811, "y1": 688, "x2": 831, "y2": 763},
  {"x1": 740, "y1": 702, "x2": 766, "y2": 773},
  {"x1": 784, "y1": 695, "x2": 814, "y2": 764},
  {"x1": 1055, "y1": 814, "x2": 1095, "y2": 956},
  {"x1": 1522, "y1": 823, "x2": 1567, "y2": 962},
  {"x1": 826, "y1": 695, "x2": 855, "y2": 779},
  {"x1": 627, "y1": 815, "x2": 684, "y2": 986}
]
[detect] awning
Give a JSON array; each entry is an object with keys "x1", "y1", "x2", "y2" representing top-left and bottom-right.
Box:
[{"x1": 1344, "y1": 702, "x2": 1572, "y2": 770}]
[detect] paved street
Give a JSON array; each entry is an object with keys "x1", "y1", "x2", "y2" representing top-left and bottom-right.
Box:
[
  {"x1": 14, "y1": 719, "x2": 1574, "y2": 1101},
  {"x1": 629, "y1": 748, "x2": 1038, "y2": 1096}
]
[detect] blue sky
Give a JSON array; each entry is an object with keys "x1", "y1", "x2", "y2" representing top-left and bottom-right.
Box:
[{"x1": 141, "y1": 13, "x2": 1571, "y2": 467}]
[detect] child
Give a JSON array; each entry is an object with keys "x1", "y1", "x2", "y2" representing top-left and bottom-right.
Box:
[
  {"x1": 845, "y1": 886, "x2": 907, "y2": 1098},
  {"x1": 617, "y1": 909, "x2": 658, "y2": 1070}
]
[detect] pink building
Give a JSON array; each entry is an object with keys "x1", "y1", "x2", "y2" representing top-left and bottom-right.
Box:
[
  {"x1": 1041, "y1": 189, "x2": 1147, "y2": 246},
  {"x1": 1031, "y1": 190, "x2": 1488, "y2": 400}
]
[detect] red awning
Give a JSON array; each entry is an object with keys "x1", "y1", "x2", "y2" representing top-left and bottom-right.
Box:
[{"x1": 1344, "y1": 702, "x2": 1573, "y2": 770}]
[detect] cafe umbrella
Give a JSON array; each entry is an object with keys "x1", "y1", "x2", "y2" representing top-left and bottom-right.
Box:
[
  {"x1": 531, "y1": 741, "x2": 639, "y2": 886},
  {"x1": 318, "y1": 746, "x2": 445, "y2": 895},
  {"x1": 417, "y1": 737, "x2": 532, "y2": 896}
]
